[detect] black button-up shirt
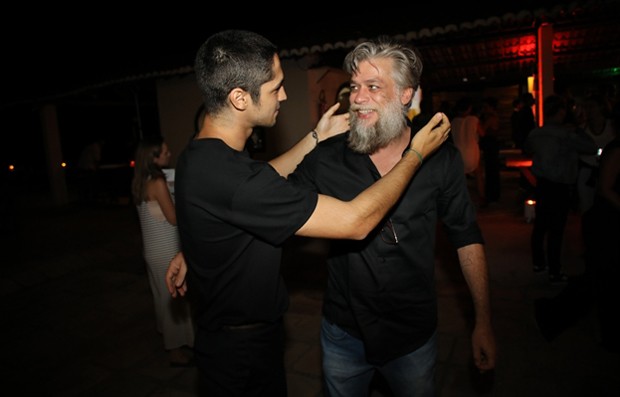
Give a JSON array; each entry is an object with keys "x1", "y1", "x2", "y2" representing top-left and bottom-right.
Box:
[{"x1": 289, "y1": 128, "x2": 483, "y2": 365}]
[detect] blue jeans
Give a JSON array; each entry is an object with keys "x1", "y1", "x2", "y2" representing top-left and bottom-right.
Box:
[{"x1": 321, "y1": 317, "x2": 436, "y2": 397}]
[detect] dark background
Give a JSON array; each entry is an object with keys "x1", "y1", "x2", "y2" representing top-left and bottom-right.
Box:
[
  {"x1": 0, "y1": 2, "x2": 607, "y2": 190},
  {"x1": 2, "y1": 3, "x2": 570, "y2": 105}
]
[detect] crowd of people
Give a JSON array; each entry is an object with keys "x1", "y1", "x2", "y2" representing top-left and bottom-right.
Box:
[
  {"x1": 523, "y1": 94, "x2": 598, "y2": 284},
  {"x1": 532, "y1": 90, "x2": 620, "y2": 353}
]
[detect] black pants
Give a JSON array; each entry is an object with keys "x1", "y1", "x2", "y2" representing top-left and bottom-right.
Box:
[
  {"x1": 531, "y1": 178, "x2": 572, "y2": 275},
  {"x1": 536, "y1": 202, "x2": 620, "y2": 347},
  {"x1": 195, "y1": 319, "x2": 287, "y2": 396}
]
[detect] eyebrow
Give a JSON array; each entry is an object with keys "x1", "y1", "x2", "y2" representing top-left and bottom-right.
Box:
[
  {"x1": 351, "y1": 77, "x2": 382, "y2": 86},
  {"x1": 276, "y1": 77, "x2": 284, "y2": 89}
]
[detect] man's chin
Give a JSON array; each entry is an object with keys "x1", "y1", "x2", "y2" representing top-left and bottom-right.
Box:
[{"x1": 351, "y1": 120, "x2": 377, "y2": 133}]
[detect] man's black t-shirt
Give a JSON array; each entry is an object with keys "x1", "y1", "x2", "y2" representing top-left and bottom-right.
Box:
[{"x1": 175, "y1": 138, "x2": 318, "y2": 333}]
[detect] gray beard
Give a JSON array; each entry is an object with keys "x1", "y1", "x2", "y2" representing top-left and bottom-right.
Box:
[{"x1": 347, "y1": 100, "x2": 407, "y2": 154}]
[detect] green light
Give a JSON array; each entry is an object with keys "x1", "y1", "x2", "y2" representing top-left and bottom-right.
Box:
[{"x1": 593, "y1": 67, "x2": 620, "y2": 77}]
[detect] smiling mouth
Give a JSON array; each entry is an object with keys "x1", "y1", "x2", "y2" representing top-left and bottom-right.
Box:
[{"x1": 354, "y1": 109, "x2": 375, "y2": 119}]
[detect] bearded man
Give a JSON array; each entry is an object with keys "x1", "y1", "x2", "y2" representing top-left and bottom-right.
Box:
[{"x1": 288, "y1": 37, "x2": 496, "y2": 397}]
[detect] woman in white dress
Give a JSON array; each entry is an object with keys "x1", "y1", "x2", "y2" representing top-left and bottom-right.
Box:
[{"x1": 131, "y1": 135, "x2": 195, "y2": 366}]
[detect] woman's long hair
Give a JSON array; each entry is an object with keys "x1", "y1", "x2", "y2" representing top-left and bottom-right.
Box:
[{"x1": 131, "y1": 135, "x2": 165, "y2": 205}]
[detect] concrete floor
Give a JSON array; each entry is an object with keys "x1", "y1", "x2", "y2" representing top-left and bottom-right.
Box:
[{"x1": 2, "y1": 170, "x2": 619, "y2": 396}]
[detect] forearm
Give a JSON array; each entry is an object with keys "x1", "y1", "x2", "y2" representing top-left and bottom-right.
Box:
[
  {"x1": 270, "y1": 102, "x2": 349, "y2": 177},
  {"x1": 346, "y1": 149, "x2": 422, "y2": 236},
  {"x1": 457, "y1": 244, "x2": 492, "y2": 326},
  {"x1": 296, "y1": 149, "x2": 421, "y2": 239},
  {"x1": 296, "y1": 112, "x2": 449, "y2": 239},
  {"x1": 269, "y1": 131, "x2": 319, "y2": 177},
  {"x1": 348, "y1": 111, "x2": 451, "y2": 232}
]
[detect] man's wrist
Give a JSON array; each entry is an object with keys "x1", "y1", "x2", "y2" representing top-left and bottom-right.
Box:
[
  {"x1": 311, "y1": 130, "x2": 320, "y2": 145},
  {"x1": 403, "y1": 147, "x2": 424, "y2": 164}
]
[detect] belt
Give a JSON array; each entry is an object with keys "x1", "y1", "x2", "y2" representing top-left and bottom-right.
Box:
[{"x1": 220, "y1": 322, "x2": 270, "y2": 331}]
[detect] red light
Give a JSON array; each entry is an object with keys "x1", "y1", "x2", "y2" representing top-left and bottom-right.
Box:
[
  {"x1": 8, "y1": 164, "x2": 15, "y2": 171},
  {"x1": 506, "y1": 159, "x2": 533, "y2": 168},
  {"x1": 130, "y1": 160, "x2": 135, "y2": 167}
]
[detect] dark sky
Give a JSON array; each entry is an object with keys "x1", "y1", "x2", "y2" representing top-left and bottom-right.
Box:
[
  {"x1": 1, "y1": 2, "x2": 574, "y2": 106},
  {"x1": 2, "y1": 2, "x2": 581, "y2": 179}
]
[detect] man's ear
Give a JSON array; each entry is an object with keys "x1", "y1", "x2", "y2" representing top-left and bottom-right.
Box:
[
  {"x1": 229, "y1": 88, "x2": 249, "y2": 111},
  {"x1": 401, "y1": 87, "x2": 414, "y2": 106}
]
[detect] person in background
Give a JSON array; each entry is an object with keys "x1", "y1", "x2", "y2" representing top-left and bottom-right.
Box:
[
  {"x1": 168, "y1": 35, "x2": 492, "y2": 397},
  {"x1": 131, "y1": 135, "x2": 195, "y2": 367},
  {"x1": 510, "y1": 96, "x2": 523, "y2": 148},
  {"x1": 171, "y1": 30, "x2": 450, "y2": 396},
  {"x1": 451, "y1": 96, "x2": 485, "y2": 206},
  {"x1": 535, "y1": 99, "x2": 620, "y2": 349},
  {"x1": 511, "y1": 92, "x2": 536, "y2": 152},
  {"x1": 581, "y1": 101, "x2": 620, "y2": 353},
  {"x1": 334, "y1": 81, "x2": 351, "y2": 115},
  {"x1": 479, "y1": 96, "x2": 502, "y2": 205},
  {"x1": 576, "y1": 94, "x2": 616, "y2": 214},
  {"x1": 76, "y1": 137, "x2": 104, "y2": 202},
  {"x1": 524, "y1": 94, "x2": 597, "y2": 284}
]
